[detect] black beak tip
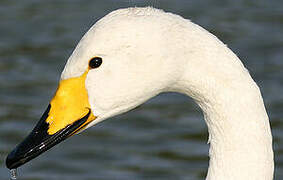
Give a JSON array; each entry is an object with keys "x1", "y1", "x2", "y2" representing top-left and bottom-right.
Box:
[
  {"x1": 5, "y1": 104, "x2": 52, "y2": 170},
  {"x1": 5, "y1": 105, "x2": 91, "y2": 170},
  {"x1": 6, "y1": 151, "x2": 14, "y2": 169},
  {"x1": 6, "y1": 149, "x2": 21, "y2": 169}
]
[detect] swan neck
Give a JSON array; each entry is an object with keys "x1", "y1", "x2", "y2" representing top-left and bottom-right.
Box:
[{"x1": 173, "y1": 59, "x2": 274, "y2": 180}]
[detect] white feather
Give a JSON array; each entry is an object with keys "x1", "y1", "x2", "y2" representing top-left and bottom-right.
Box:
[{"x1": 61, "y1": 7, "x2": 274, "y2": 180}]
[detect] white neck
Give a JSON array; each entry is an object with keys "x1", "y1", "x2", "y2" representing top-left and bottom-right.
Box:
[
  {"x1": 170, "y1": 44, "x2": 274, "y2": 179},
  {"x1": 71, "y1": 8, "x2": 275, "y2": 179}
]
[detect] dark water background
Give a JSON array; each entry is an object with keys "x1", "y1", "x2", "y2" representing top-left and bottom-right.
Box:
[{"x1": 0, "y1": 0, "x2": 282, "y2": 179}]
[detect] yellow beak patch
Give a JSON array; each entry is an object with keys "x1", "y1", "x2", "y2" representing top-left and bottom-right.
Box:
[{"x1": 46, "y1": 69, "x2": 96, "y2": 135}]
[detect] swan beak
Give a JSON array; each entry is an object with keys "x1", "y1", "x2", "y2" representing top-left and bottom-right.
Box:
[{"x1": 6, "y1": 70, "x2": 96, "y2": 169}]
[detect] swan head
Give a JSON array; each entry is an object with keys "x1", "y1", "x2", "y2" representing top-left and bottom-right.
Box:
[
  {"x1": 6, "y1": 7, "x2": 187, "y2": 169},
  {"x1": 5, "y1": 7, "x2": 275, "y2": 179},
  {"x1": 68, "y1": 8, "x2": 187, "y2": 127}
]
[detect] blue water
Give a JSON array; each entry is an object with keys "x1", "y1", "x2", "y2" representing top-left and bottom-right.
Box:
[{"x1": 0, "y1": 0, "x2": 282, "y2": 179}]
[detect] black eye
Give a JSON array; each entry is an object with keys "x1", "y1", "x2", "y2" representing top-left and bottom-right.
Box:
[{"x1": 89, "y1": 57, "x2": 102, "y2": 69}]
